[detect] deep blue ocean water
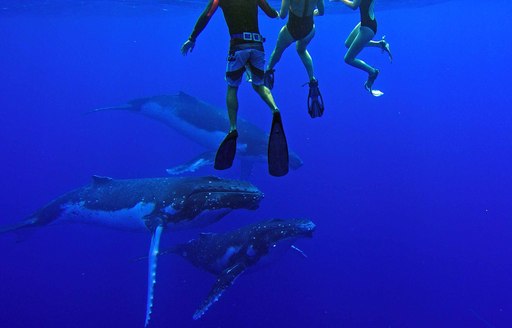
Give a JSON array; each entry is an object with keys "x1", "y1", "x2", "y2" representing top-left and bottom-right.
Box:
[{"x1": 1, "y1": 0, "x2": 511, "y2": 327}]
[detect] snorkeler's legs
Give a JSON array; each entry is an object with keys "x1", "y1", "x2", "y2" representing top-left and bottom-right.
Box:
[
  {"x1": 226, "y1": 86, "x2": 239, "y2": 132},
  {"x1": 346, "y1": 23, "x2": 391, "y2": 57},
  {"x1": 253, "y1": 84, "x2": 279, "y2": 113},
  {"x1": 296, "y1": 27, "x2": 316, "y2": 81},
  {"x1": 369, "y1": 37, "x2": 393, "y2": 62},
  {"x1": 345, "y1": 23, "x2": 361, "y2": 48},
  {"x1": 267, "y1": 26, "x2": 295, "y2": 71},
  {"x1": 344, "y1": 26, "x2": 376, "y2": 75}
]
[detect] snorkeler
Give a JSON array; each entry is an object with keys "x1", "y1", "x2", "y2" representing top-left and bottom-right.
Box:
[
  {"x1": 265, "y1": 0, "x2": 325, "y2": 118},
  {"x1": 331, "y1": 0, "x2": 392, "y2": 96},
  {"x1": 181, "y1": 0, "x2": 289, "y2": 177}
]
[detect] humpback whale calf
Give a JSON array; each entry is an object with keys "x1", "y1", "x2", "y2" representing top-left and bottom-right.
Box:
[
  {"x1": 159, "y1": 218, "x2": 316, "y2": 319},
  {"x1": 92, "y1": 92, "x2": 303, "y2": 177},
  {"x1": 0, "y1": 175, "x2": 263, "y2": 327}
]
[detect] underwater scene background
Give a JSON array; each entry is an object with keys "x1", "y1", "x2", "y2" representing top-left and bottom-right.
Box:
[{"x1": 1, "y1": 0, "x2": 511, "y2": 327}]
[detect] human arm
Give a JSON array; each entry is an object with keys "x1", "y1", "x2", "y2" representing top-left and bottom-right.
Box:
[
  {"x1": 181, "y1": 0, "x2": 219, "y2": 55},
  {"x1": 258, "y1": 0, "x2": 280, "y2": 18},
  {"x1": 279, "y1": 0, "x2": 290, "y2": 19},
  {"x1": 314, "y1": 0, "x2": 325, "y2": 16},
  {"x1": 339, "y1": 0, "x2": 361, "y2": 10}
]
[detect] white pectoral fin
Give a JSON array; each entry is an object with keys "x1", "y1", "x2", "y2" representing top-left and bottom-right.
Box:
[
  {"x1": 193, "y1": 262, "x2": 246, "y2": 320},
  {"x1": 166, "y1": 151, "x2": 216, "y2": 175},
  {"x1": 145, "y1": 224, "x2": 164, "y2": 327},
  {"x1": 291, "y1": 245, "x2": 308, "y2": 259}
]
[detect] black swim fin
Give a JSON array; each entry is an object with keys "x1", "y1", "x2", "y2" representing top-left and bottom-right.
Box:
[
  {"x1": 268, "y1": 112, "x2": 289, "y2": 177},
  {"x1": 307, "y1": 79, "x2": 324, "y2": 118},
  {"x1": 214, "y1": 130, "x2": 238, "y2": 170}
]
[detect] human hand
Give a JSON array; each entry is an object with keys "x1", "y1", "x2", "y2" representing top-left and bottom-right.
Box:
[{"x1": 181, "y1": 40, "x2": 195, "y2": 56}]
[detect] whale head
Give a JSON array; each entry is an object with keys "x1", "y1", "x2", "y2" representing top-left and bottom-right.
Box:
[{"x1": 163, "y1": 176, "x2": 264, "y2": 229}]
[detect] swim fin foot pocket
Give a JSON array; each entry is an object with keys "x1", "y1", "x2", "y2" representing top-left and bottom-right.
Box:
[
  {"x1": 365, "y1": 69, "x2": 379, "y2": 92},
  {"x1": 264, "y1": 69, "x2": 275, "y2": 90},
  {"x1": 268, "y1": 112, "x2": 289, "y2": 177},
  {"x1": 214, "y1": 130, "x2": 238, "y2": 170},
  {"x1": 307, "y1": 79, "x2": 324, "y2": 119},
  {"x1": 380, "y1": 36, "x2": 393, "y2": 62}
]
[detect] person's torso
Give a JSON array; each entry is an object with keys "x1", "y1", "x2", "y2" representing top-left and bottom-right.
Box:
[
  {"x1": 220, "y1": 0, "x2": 261, "y2": 35},
  {"x1": 360, "y1": 0, "x2": 375, "y2": 22},
  {"x1": 289, "y1": 0, "x2": 317, "y2": 18}
]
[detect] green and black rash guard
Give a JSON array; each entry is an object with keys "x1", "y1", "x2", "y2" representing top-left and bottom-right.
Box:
[{"x1": 188, "y1": 0, "x2": 278, "y2": 48}]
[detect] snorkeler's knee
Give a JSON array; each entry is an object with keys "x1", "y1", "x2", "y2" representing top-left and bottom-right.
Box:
[{"x1": 251, "y1": 83, "x2": 264, "y2": 92}]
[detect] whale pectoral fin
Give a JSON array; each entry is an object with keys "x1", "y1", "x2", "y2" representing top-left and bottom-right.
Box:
[
  {"x1": 145, "y1": 224, "x2": 164, "y2": 327},
  {"x1": 291, "y1": 245, "x2": 308, "y2": 259},
  {"x1": 166, "y1": 151, "x2": 216, "y2": 175},
  {"x1": 193, "y1": 262, "x2": 247, "y2": 320}
]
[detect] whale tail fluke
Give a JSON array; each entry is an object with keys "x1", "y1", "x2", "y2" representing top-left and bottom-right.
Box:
[{"x1": 0, "y1": 219, "x2": 35, "y2": 234}]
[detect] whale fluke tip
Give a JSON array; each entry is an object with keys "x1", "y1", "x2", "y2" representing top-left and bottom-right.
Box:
[{"x1": 0, "y1": 220, "x2": 33, "y2": 234}]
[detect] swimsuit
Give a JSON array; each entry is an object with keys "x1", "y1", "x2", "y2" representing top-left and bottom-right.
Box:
[
  {"x1": 286, "y1": 0, "x2": 313, "y2": 40},
  {"x1": 287, "y1": 13, "x2": 313, "y2": 40},
  {"x1": 360, "y1": 0, "x2": 377, "y2": 34}
]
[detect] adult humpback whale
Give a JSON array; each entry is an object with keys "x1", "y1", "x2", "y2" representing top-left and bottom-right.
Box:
[
  {"x1": 159, "y1": 218, "x2": 316, "y2": 319},
  {"x1": 0, "y1": 175, "x2": 263, "y2": 327},
  {"x1": 92, "y1": 92, "x2": 303, "y2": 177}
]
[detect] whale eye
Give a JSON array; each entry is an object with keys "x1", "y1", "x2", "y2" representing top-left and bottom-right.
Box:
[{"x1": 246, "y1": 245, "x2": 257, "y2": 257}]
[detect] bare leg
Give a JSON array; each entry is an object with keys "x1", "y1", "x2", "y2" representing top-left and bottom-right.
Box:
[
  {"x1": 344, "y1": 26, "x2": 376, "y2": 75},
  {"x1": 226, "y1": 86, "x2": 238, "y2": 132},
  {"x1": 267, "y1": 26, "x2": 295, "y2": 71},
  {"x1": 252, "y1": 85, "x2": 279, "y2": 113},
  {"x1": 346, "y1": 23, "x2": 392, "y2": 61},
  {"x1": 296, "y1": 27, "x2": 316, "y2": 81},
  {"x1": 345, "y1": 23, "x2": 361, "y2": 48}
]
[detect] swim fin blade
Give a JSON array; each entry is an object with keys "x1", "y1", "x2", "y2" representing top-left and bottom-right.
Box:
[
  {"x1": 214, "y1": 130, "x2": 238, "y2": 170},
  {"x1": 307, "y1": 79, "x2": 324, "y2": 118},
  {"x1": 268, "y1": 112, "x2": 289, "y2": 177}
]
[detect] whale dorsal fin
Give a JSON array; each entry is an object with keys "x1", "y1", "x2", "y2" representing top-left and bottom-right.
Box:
[
  {"x1": 268, "y1": 218, "x2": 285, "y2": 223},
  {"x1": 193, "y1": 262, "x2": 247, "y2": 320},
  {"x1": 199, "y1": 232, "x2": 216, "y2": 239},
  {"x1": 178, "y1": 91, "x2": 198, "y2": 104},
  {"x1": 92, "y1": 175, "x2": 113, "y2": 185}
]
